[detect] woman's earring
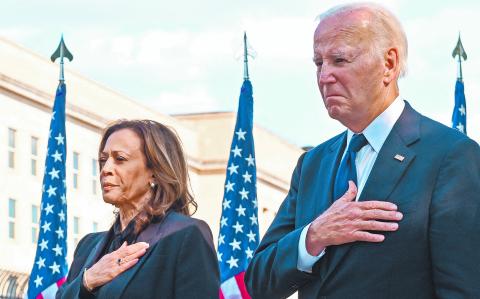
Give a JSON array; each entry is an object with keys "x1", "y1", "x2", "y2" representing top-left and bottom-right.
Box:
[{"x1": 150, "y1": 182, "x2": 156, "y2": 188}]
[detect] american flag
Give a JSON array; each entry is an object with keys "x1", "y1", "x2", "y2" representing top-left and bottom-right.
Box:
[
  {"x1": 218, "y1": 79, "x2": 259, "y2": 299},
  {"x1": 27, "y1": 83, "x2": 68, "y2": 299},
  {"x1": 452, "y1": 78, "x2": 467, "y2": 135}
]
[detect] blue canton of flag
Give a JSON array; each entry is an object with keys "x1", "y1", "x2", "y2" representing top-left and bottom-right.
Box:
[
  {"x1": 218, "y1": 79, "x2": 259, "y2": 299},
  {"x1": 452, "y1": 79, "x2": 467, "y2": 134},
  {"x1": 27, "y1": 83, "x2": 68, "y2": 299}
]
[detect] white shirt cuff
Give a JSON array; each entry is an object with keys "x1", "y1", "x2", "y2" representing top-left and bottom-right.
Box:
[{"x1": 297, "y1": 222, "x2": 326, "y2": 273}]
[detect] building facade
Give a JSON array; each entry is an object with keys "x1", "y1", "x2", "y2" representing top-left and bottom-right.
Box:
[{"x1": 0, "y1": 37, "x2": 303, "y2": 297}]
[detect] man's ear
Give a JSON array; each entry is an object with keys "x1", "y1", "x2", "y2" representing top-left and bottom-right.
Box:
[{"x1": 383, "y1": 47, "x2": 399, "y2": 85}]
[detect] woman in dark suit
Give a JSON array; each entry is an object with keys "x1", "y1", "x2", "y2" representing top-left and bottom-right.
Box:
[{"x1": 56, "y1": 119, "x2": 219, "y2": 298}]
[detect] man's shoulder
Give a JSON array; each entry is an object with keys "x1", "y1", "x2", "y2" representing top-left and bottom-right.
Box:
[
  {"x1": 394, "y1": 102, "x2": 477, "y2": 151},
  {"x1": 416, "y1": 111, "x2": 475, "y2": 146}
]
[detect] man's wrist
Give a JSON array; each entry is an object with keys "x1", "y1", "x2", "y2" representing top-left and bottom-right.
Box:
[
  {"x1": 306, "y1": 222, "x2": 327, "y2": 256},
  {"x1": 298, "y1": 223, "x2": 326, "y2": 273}
]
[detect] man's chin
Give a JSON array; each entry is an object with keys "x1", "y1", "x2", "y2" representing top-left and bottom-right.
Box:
[{"x1": 327, "y1": 106, "x2": 343, "y2": 120}]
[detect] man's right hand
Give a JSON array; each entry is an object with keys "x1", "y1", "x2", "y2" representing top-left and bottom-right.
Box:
[{"x1": 306, "y1": 181, "x2": 403, "y2": 256}]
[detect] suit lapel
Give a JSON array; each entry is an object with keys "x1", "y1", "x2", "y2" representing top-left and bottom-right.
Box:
[
  {"x1": 103, "y1": 246, "x2": 154, "y2": 298},
  {"x1": 322, "y1": 102, "x2": 420, "y2": 281},
  {"x1": 359, "y1": 101, "x2": 420, "y2": 202},
  {"x1": 84, "y1": 230, "x2": 111, "y2": 269},
  {"x1": 358, "y1": 130, "x2": 416, "y2": 202},
  {"x1": 308, "y1": 133, "x2": 346, "y2": 278},
  {"x1": 312, "y1": 133, "x2": 346, "y2": 220}
]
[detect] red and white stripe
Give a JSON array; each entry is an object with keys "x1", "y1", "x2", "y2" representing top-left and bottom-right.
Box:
[
  {"x1": 219, "y1": 272, "x2": 251, "y2": 299},
  {"x1": 35, "y1": 277, "x2": 66, "y2": 299}
]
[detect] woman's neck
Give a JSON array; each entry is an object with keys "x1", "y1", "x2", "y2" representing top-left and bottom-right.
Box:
[
  {"x1": 118, "y1": 209, "x2": 139, "y2": 231},
  {"x1": 117, "y1": 191, "x2": 152, "y2": 231}
]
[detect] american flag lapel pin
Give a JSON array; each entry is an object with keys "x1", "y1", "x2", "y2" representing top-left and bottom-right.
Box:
[{"x1": 394, "y1": 154, "x2": 405, "y2": 162}]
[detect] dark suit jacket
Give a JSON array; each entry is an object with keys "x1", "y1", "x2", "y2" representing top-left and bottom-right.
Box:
[
  {"x1": 246, "y1": 102, "x2": 480, "y2": 299},
  {"x1": 57, "y1": 212, "x2": 220, "y2": 299}
]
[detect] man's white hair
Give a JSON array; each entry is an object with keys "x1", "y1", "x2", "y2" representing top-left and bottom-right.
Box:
[{"x1": 319, "y1": 2, "x2": 408, "y2": 78}]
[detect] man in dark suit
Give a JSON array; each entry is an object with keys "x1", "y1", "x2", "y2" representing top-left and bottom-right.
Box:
[{"x1": 246, "y1": 3, "x2": 480, "y2": 299}]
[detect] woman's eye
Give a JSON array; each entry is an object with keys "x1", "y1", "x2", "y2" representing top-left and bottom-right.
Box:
[
  {"x1": 334, "y1": 58, "x2": 346, "y2": 63},
  {"x1": 116, "y1": 156, "x2": 126, "y2": 161}
]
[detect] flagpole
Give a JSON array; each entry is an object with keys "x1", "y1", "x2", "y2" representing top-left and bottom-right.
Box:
[
  {"x1": 26, "y1": 36, "x2": 72, "y2": 299},
  {"x1": 218, "y1": 32, "x2": 258, "y2": 299},
  {"x1": 243, "y1": 32, "x2": 249, "y2": 81},
  {"x1": 452, "y1": 33, "x2": 467, "y2": 81},
  {"x1": 457, "y1": 52, "x2": 463, "y2": 81},
  {"x1": 50, "y1": 34, "x2": 73, "y2": 84}
]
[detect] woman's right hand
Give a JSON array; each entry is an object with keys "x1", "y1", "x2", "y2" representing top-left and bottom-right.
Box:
[{"x1": 83, "y1": 241, "x2": 149, "y2": 290}]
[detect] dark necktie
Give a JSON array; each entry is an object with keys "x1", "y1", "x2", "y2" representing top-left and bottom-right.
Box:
[{"x1": 333, "y1": 134, "x2": 369, "y2": 200}]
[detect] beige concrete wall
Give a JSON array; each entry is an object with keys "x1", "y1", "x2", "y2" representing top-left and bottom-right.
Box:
[{"x1": 0, "y1": 88, "x2": 115, "y2": 271}]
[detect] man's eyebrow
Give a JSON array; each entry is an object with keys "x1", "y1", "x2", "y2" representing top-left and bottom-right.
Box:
[
  {"x1": 328, "y1": 47, "x2": 348, "y2": 56},
  {"x1": 313, "y1": 49, "x2": 347, "y2": 60}
]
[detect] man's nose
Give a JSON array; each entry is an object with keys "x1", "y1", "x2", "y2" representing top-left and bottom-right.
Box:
[{"x1": 318, "y1": 64, "x2": 336, "y2": 84}]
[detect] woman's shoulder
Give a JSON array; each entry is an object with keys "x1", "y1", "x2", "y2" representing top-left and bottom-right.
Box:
[
  {"x1": 155, "y1": 212, "x2": 214, "y2": 248},
  {"x1": 167, "y1": 212, "x2": 210, "y2": 230},
  {"x1": 81, "y1": 231, "x2": 108, "y2": 243},
  {"x1": 74, "y1": 231, "x2": 108, "y2": 254}
]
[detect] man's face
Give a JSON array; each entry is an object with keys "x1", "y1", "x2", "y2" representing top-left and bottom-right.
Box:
[{"x1": 313, "y1": 12, "x2": 387, "y2": 131}]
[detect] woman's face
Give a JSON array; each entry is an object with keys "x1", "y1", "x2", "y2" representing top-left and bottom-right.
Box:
[{"x1": 99, "y1": 128, "x2": 153, "y2": 209}]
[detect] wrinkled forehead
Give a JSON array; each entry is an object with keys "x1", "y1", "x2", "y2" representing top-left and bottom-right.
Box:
[{"x1": 314, "y1": 9, "x2": 374, "y2": 49}]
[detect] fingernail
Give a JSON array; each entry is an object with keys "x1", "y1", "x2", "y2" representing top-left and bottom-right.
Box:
[
  {"x1": 391, "y1": 223, "x2": 399, "y2": 229},
  {"x1": 396, "y1": 212, "x2": 403, "y2": 219}
]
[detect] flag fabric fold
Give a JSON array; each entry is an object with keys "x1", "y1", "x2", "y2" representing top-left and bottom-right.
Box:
[
  {"x1": 218, "y1": 79, "x2": 259, "y2": 299},
  {"x1": 27, "y1": 83, "x2": 68, "y2": 299},
  {"x1": 452, "y1": 79, "x2": 467, "y2": 135}
]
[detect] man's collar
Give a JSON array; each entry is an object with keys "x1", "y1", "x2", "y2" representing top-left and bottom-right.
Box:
[{"x1": 347, "y1": 96, "x2": 405, "y2": 153}]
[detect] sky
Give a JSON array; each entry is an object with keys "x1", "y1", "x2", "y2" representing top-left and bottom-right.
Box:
[{"x1": 1, "y1": 0, "x2": 479, "y2": 147}]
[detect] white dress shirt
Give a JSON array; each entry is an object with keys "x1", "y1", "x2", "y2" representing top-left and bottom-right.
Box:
[{"x1": 297, "y1": 97, "x2": 405, "y2": 272}]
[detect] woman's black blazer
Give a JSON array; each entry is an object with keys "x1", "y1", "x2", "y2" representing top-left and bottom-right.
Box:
[{"x1": 56, "y1": 212, "x2": 220, "y2": 298}]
